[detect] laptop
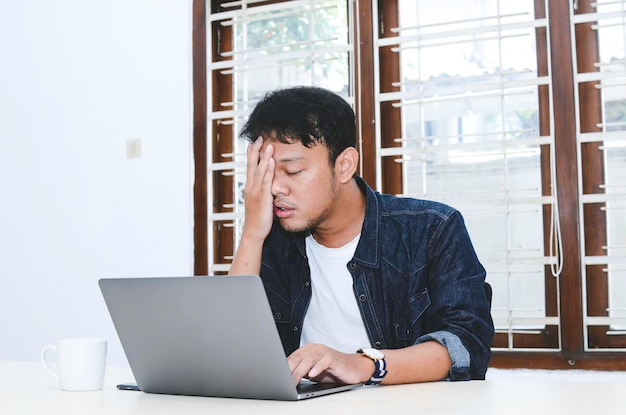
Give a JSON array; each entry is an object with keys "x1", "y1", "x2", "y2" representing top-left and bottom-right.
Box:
[{"x1": 98, "y1": 275, "x2": 362, "y2": 400}]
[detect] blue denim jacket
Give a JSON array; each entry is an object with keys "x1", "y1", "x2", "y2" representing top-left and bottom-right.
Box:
[{"x1": 258, "y1": 176, "x2": 494, "y2": 380}]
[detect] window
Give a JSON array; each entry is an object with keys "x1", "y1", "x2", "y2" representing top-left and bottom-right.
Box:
[
  {"x1": 377, "y1": 0, "x2": 559, "y2": 352},
  {"x1": 194, "y1": 0, "x2": 626, "y2": 369},
  {"x1": 202, "y1": 0, "x2": 353, "y2": 273}
]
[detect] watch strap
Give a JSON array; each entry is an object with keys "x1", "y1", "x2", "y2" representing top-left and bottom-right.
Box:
[
  {"x1": 366, "y1": 357, "x2": 387, "y2": 385},
  {"x1": 357, "y1": 348, "x2": 387, "y2": 385}
]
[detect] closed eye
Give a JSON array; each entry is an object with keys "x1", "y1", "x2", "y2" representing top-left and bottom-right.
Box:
[{"x1": 286, "y1": 170, "x2": 303, "y2": 176}]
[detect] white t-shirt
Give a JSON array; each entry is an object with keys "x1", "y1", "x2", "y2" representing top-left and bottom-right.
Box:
[{"x1": 300, "y1": 234, "x2": 371, "y2": 353}]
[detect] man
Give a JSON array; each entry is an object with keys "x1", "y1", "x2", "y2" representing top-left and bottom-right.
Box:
[{"x1": 228, "y1": 86, "x2": 494, "y2": 386}]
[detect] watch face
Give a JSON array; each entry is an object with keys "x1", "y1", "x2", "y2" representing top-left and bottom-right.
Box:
[{"x1": 361, "y1": 348, "x2": 384, "y2": 360}]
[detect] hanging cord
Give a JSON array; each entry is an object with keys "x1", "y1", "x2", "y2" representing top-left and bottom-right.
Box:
[{"x1": 549, "y1": 147, "x2": 564, "y2": 278}]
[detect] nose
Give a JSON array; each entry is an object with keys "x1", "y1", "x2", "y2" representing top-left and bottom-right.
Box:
[{"x1": 271, "y1": 173, "x2": 287, "y2": 197}]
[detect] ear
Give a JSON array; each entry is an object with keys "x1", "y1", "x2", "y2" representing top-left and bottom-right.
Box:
[{"x1": 335, "y1": 147, "x2": 359, "y2": 184}]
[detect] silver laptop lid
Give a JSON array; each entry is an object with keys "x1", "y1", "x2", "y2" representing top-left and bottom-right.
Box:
[{"x1": 99, "y1": 275, "x2": 359, "y2": 400}]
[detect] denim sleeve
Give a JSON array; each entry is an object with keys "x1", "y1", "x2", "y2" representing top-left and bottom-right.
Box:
[
  {"x1": 421, "y1": 210, "x2": 494, "y2": 381},
  {"x1": 415, "y1": 330, "x2": 470, "y2": 381}
]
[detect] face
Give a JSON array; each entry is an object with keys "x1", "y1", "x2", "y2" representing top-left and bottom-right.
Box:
[{"x1": 261, "y1": 139, "x2": 339, "y2": 234}]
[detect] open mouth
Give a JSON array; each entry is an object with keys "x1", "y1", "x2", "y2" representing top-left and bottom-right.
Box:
[{"x1": 273, "y1": 204, "x2": 294, "y2": 218}]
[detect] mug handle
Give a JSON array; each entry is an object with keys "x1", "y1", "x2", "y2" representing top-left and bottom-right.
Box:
[{"x1": 40, "y1": 345, "x2": 59, "y2": 380}]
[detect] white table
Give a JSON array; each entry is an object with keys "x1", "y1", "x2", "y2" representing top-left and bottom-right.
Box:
[{"x1": 2, "y1": 361, "x2": 625, "y2": 414}]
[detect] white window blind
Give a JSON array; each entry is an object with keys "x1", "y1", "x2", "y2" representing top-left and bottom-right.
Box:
[
  {"x1": 374, "y1": 0, "x2": 562, "y2": 348},
  {"x1": 207, "y1": 0, "x2": 353, "y2": 273}
]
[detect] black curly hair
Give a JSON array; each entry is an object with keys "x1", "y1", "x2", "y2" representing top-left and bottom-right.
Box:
[{"x1": 239, "y1": 86, "x2": 357, "y2": 165}]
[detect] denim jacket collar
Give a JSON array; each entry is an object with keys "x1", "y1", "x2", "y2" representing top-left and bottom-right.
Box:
[{"x1": 352, "y1": 176, "x2": 380, "y2": 268}]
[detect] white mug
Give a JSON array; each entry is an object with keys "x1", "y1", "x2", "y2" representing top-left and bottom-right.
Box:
[{"x1": 41, "y1": 338, "x2": 107, "y2": 391}]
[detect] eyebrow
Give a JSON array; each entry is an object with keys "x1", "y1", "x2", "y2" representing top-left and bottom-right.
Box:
[{"x1": 275, "y1": 155, "x2": 305, "y2": 164}]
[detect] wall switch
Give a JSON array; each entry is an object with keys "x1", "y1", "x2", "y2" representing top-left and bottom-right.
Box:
[{"x1": 126, "y1": 138, "x2": 143, "y2": 158}]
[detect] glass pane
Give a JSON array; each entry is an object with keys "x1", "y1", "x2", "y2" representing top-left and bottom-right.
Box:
[
  {"x1": 605, "y1": 134, "x2": 626, "y2": 329},
  {"x1": 232, "y1": 1, "x2": 350, "y2": 100},
  {"x1": 394, "y1": 0, "x2": 549, "y2": 338},
  {"x1": 582, "y1": 0, "x2": 626, "y2": 335}
]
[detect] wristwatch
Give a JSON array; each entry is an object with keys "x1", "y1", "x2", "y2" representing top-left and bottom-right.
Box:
[{"x1": 357, "y1": 347, "x2": 387, "y2": 385}]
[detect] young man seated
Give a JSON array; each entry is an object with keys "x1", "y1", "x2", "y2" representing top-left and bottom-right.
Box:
[{"x1": 228, "y1": 86, "x2": 494, "y2": 386}]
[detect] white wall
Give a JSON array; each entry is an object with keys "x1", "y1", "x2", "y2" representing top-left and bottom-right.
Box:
[{"x1": 0, "y1": 0, "x2": 193, "y2": 367}]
